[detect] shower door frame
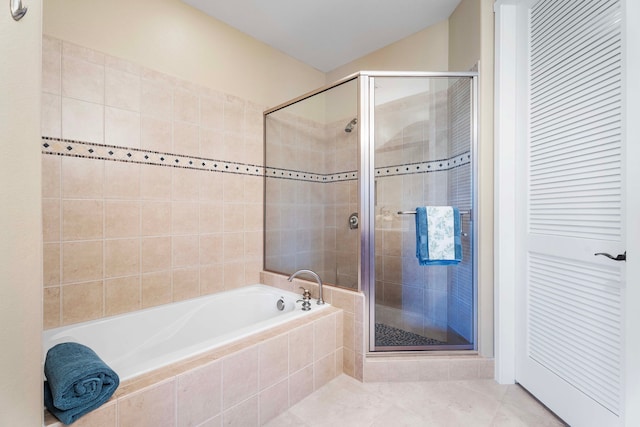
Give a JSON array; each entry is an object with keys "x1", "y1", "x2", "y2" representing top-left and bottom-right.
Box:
[{"x1": 359, "y1": 71, "x2": 479, "y2": 354}]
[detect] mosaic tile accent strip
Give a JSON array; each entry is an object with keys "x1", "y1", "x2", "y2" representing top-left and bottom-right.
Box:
[
  {"x1": 374, "y1": 151, "x2": 471, "y2": 178},
  {"x1": 265, "y1": 151, "x2": 471, "y2": 184},
  {"x1": 264, "y1": 166, "x2": 358, "y2": 183},
  {"x1": 41, "y1": 137, "x2": 264, "y2": 177}
]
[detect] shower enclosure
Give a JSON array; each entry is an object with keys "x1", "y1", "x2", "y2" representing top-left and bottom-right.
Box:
[{"x1": 264, "y1": 72, "x2": 477, "y2": 351}]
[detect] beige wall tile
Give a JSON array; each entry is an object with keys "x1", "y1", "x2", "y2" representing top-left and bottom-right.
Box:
[
  {"x1": 222, "y1": 346, "x2": 259, "y2": 409},
  {"x1": 62, "y1": 97, "x2": 104, "y2": 144},
  {"x1": 177, "y1": 361, "x2": 222, "y2": 427},
  {"x1": 243, "y1": 203, "x2": 263, "y2": 232},
  {"x1": 105, "y1": 201, "x2": 140, "y2": 238},
  {"x1": 62, "y1": 56, "x2": 104, "y2": 104},
  {"x1": 244, "y1": 231, "x2": 262, "y2": 261},
  {"x1": 223, "y1": 203, "x2": 244, "y2": 232},
  {"x1": 200, "y1": 264, "x2": 224, "y2": 295},
  {"x1": 105, "y1": 107, "x2": 140, "y2": 148},
  {"x1": 42, "y1": 155, "x2": 61, "y2": 198},
  {"x1": 313, "y1": 352, "x2": 336, "y2": 390},
  {"x1": 140, "y1": 165, "x2": 172, "y2": 202},
  {"x1": 172, "y1": 202, "x2": 199, "y2": 235},
  {"x1": 200, "y1": 93, "x2": 223, "y2": 131},
  {"x1": 62, "y1": 156, "x2": 104, "y2": 199},
  {"x1": 62, "y1": 281, "x2": 104, "y2": 325},
  {"x1": 289, "y1": 324, "x2": 313, "y2": 373},
  {"x1": 314, "y1": 315, "x2": 336, "y2": 362},
  {"x1": 62, "y1": 401, "x2": 116, "y2": 427},
  {"x1": 199, "y1": 234, "x2": 223, "y2": 265},
  {"x1": 104, "y1": 161, "x2": 140, "y2": 200},
  {"x1": 104, "y1": 238, "x2": 140, "y2": 278},
  {"x1": 343, "y1": 349, "x2": 355, "y2": 378},
  {"x1": 142, "y1": 237, "x2": 171, "y2": 273},
  {"x1": 105, "y1": 276, "x2": 141, "y2": 316},
  {"x1": 289, "y1": 364, "x2": 314, "y2": 407},
  {"x1": 199, "y1": 203, "x2": 223, "y2": 234},
  {"x1": 42, "y1": 93, "x2": 62, "y2": 138},
  {"x1": 62, "y1": 199, "x2": 103, "y2": 241},
  {"x1": 222, "y1": 133, "x2": 244, "y2": 163},
  {"x1": 223, "y1": 262, "x2": 245, "y2": 290},
  {"x1": 118, "y1": 380, "x2": 176, "y2": 427},
  {"x1": 62, "y1": 240, "x2": 103, "y2": 283},
  {"x1": 223, "y1": 174, "x2": 244, "y2": 203},
  {"x1": 141, "y1": 201, "x2": 171, "y2": 236},
  {"x1": 172, "y1": 235, "x2": 199, "y2": 268},
  {"x1": 200, "y1": 174, "x2": 223, "y2": 202},
  {"x1": 42, "y1": 198, "x2": 61, "y2": 243},
  {"x1": 174, "y1": 87, "x2": 199, "y2": 124},
  {"x1": 172, "y1": 268, "x2": 199, "y2": 301},
  {"x1": 343, "y1": 312, "x2": 355, "y2": 351},
  {"x1": 141, "y1": 79, "x2": 173, "y2": 120},
  {"x1": 223, "y1": 232, "x2": 244, "y2": 263},
  {"x1": 259, "y1": 379, "x2": 289, "y2": 425},
  {"x1": 172, "y1": 168, "x2": 200, "y2": 201},
  {"x1": 449, "y1": 359, "x2": 479, "y2": 380},
  {"x1": 105, "y1": 68, "x2": 141, "y2": 112},
  {"x1": 62, "y1": 41, "x2": 105, "y2": 65},
  {"x1": 173, "y1": 121, "x2": 199, "y2": 157},
  {"x1": 43, "y1": 243, "x2": 61, "y2": 286},
  {"x1": 223, "y1": 95, "x2": 245, "y2": 136},
  {"x1": 222, "y1": 396, "x2": 258, "y2": 427},
  {"x1": 142, "y1": 271, "x2": 172, "y2": 308},
  {"x1": 43, "y1": 287, "x2": 61, "y2": 330},
  {"x1": 199, "y1": 128, "x2": 223, "y2": 160},
  {"x1": 42, "y1": 36, "x2": 62, "y2": 95},
  {"x1": 259, "y1": 334, "x2": 289, "y2": 391},
  {"x1": 141, "y1": 116, "x2": 172, "y2": 153}
]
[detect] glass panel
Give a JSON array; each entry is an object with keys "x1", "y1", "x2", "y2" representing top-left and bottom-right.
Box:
[
  {"x1": 264, "y1": 78, "x2": 359, "y2": 290},
  {"x1": 372, "y1": 76, "x2": 474, "y2": 349}
]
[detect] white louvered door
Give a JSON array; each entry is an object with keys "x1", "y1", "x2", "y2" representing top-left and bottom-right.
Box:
[{"x1": 516, "y1": 0, "x2": 628, "y2": 425}]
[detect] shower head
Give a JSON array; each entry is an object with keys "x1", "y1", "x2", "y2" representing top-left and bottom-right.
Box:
[{"x1": 344, "y1": 118, "x2": 357, "y2": 133}]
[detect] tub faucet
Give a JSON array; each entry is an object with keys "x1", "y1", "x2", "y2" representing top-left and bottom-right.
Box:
[{"x1": 287, "y1": 269, "x2": 325, "y2": 305}]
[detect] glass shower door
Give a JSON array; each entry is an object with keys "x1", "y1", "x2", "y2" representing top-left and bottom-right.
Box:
[{"x1": 371, "y1": 76, "x2": 475, "y2": 351}]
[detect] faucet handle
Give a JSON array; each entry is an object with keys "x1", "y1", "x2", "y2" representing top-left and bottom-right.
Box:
[{"x1": 299, "y1": 287, "x2": 311, "y2": 300}]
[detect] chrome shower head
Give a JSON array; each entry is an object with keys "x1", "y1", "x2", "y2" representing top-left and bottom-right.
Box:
[{"x1": 344, "y1": 118, "x2": 357, "y2": 133}]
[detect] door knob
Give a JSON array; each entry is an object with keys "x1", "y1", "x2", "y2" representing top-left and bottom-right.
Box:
[{"x1": 594, "y1": 251, "x2": 626, "y2": 261}]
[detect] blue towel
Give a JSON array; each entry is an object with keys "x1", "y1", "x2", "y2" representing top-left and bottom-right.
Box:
[
  {"x1": 44, "y1": 342, "x2": 119, "y2": 425},
  {"x1": 415, "y1": 206, "x2": 462, "y2": 266}
]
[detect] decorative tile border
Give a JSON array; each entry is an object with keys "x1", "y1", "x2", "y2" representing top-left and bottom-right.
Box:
[
  {"x1": 42, "y1": 137, "x2": 471, "y2": 182},
  {"x1": 264, "y1": 166, "x2": 358, "y2": 183},
  {"x1": 374, "y1": 151, "x2": 471, "y2": 178},
  {"x1": 41, "y1": 137, "x2": 264, "y2": 177}
]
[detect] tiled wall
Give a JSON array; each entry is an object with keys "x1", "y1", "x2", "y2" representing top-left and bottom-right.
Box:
[
  {"x1": 264, "y1": 110, "x2": 359, "y2": 289},
  {"x1": 41, "y1": 36, "x2": 266, "y2": 329}
]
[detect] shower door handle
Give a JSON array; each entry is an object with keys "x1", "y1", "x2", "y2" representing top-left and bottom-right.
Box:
[{"x1": 594, "y1": 251, "x2": 626, "y2": 261}]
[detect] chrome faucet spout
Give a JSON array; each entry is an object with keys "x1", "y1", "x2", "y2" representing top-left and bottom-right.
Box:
[{"x1": 287, "y1": 269, "x2": 325, "y2": 305}]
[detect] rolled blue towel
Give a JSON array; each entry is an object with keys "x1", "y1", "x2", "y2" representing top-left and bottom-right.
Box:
[{"x1": 44, "y1": 342, "x2": 119, "y2": 425}]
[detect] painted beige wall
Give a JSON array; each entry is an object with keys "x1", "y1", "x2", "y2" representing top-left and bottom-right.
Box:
[
  {"x1": 325, "y1": 20, "x2": 449, "y2": 83},
  {"x1": 449, "y1": 0, "x2": 482, "y2": 72},
  {"x1": 43, "y1": 0, "x2": 325, "y2": 108},
  {"x1": 0, "y1": 1, "x2": 44, "y2": 425}
]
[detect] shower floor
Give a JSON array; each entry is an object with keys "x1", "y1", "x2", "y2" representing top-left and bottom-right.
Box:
[{"x1": 375, "y1": 323, "x2": 446, "y2": 346}]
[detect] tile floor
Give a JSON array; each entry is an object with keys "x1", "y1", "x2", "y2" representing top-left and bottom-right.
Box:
[{"x1": 265, "y1": 374, "x2": 566, "y2": 426}]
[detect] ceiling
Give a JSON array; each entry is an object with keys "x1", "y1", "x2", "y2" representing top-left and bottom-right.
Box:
[{"x1": 182, "y1": 0, "x2": 462, "y2": 72}]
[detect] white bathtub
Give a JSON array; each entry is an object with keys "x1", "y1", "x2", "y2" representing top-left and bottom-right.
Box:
[{"x1": 42, "y1": 284, "x2": 329, "y2": 381}]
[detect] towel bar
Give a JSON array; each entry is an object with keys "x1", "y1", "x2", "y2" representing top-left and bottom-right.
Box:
[
  {"x1": 397, "y1": 209, "x2": 471, "y2": 237},
  {"x1": 397, "y1": 209, "x2": 471, "y2": 216}
]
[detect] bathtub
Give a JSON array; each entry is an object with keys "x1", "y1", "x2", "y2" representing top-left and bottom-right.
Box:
[{"x1": 42, "y1": 284, "x2": 330, "y2": 381}]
